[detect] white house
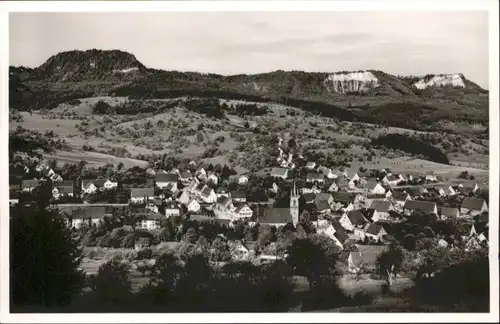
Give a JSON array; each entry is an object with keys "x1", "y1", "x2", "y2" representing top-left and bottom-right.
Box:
[
  {"x1": 238, "y1": 175, "x2": 249, "y2": 185},
  {"x1": 364, "y1": 223, "x2": 387, "y2": 242},
  {"x1": 136, "y1": 213, "x2": 163, "y2": 231},
  {"x1": 207, "y1": 172, "x2": 219, "y2": 185},
  {"x1": 382, "y1": 174, "x2": 401, "y2": 187},
  {"x1": 155, "y1": 173, "x2": 179, "y2": 190},
  {"x1": 439, "y1": 207, "x2": 460, "y2": 220},
  {"x1": 306, "y1": 162, "x2": 316, "y2": 170},
  {"x1": 271, "y1": 168, "x2": 288, "y2": 180},
  {"x1": 177, "y1": 190, "x2": 192, "y2": 205},
  {"x1": 81, "y1": 180, "x2": 98, "y2": 194},
  {"x1": 403, "y1": 200, "x2": 438, "y2": 216},
  {"x1": 366, "y1": 200, "x2": 393, "y2": 222},
  {"x1": 306, "y1": 173, "x2": 324, "y2": 183},
  {"x1": 230, "y1": 203, "x2": 254, "y2": 219},
  {"x1": 460, "y1": 198, "x2": 488, "y2": 216},
  {"x1": 165, "y1": 205, "x2": 181, "y2": 218},
  {"x1": 186, "y1": 199, "x2": 201, "y2": 213},
  {"x1": 339, "y1": 210, "x2": 369, "y2": 232},
  {"x1": 70, "y1": 206, "x2": 105, "y2": 229},
  {"x1": 425, "y1": 171, "x2": 438, "y2": 182},
  {"x1": 365, "y1": 180, "x2": 386, "y2": 195},
  {"x1": 200, "y1": 187, "x2": 218, "y2": 204}
]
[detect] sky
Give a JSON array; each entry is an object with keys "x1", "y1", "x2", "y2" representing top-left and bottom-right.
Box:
[{"x1": 9, "y1": 11, "x2": 489, "y2": 88}]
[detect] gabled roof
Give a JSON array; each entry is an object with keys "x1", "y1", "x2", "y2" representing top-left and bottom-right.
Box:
[
  {"x1": 306, "y1": 162, "x2": 316, "y2": 167},
  {"x1": 22, "y1": 179, "x2": 40, "y2": 188},
  {"x1": 349, "y1": 245, "x2": 388, "y2": 267},
  {"x1": 180, "y1": 171, "x2": 192, "y2": 179},
  {"x1": 332, "y1": 192, "x2": 354, "y2": 204},
  {"x1": 404, "y1": 200, "x2": 437, "y2": 212},
  {"x1": 385, "y1": 174, "x2": 399, "y2": 182},
  {"x1": 233, "y1": 202, "x2": 251, "y2": 213},
  {"x1": 315, "y1": 200, "x2": 331, "y2": 211},
  {"x1": 135, "y1": 237, "x2": 151, "y2": 245},
  {"x1": 201, "y1": 187, "x2": 214, "y2": 198},
  {"x1": 58, "y1": 180, "x2": 74, "y2": 187},
  {"x1": 93, "y1": 179, "x2": 109, "y2": 187},
  {"x1": 217, "y1": 195, "x2": 232, "y2": 205},
  {"x1": 364, "y1": 178, "x2": 380, "y2": 190},
  {"x1": 391, "y1": 190, "x2": 410, "y2": 201},
  {"x1": 307, "y1": 172, "x2": 324, "y2": 180},
  {"x1": 347, "y1": 210, "x2": 368, "y2": 226},
  {"x1": 302, "y1": 193, "x2": 316, "y2": 202},
  {"x1": 461, "y1": 198, "x2": 487, "y2": 211},
  {"x1": 440, "y1": 207, "x2": 459, "y2": 218},
  {"x1": 71, "y1": 206, "x2": 106, "y2": 219},
  {"x1": 230, "y1": 190, "x2": 246, "y2": 199},
  {"x1": 458, "y1": 186, "x2": 473, "y2": 195},
  {"x1": 155, "y1": 173, "x2": 179, "y2": 183},
  {"x1": 369, "y1": 200, "x2": 391, "y2": 212},
  {"x1": 331, "y1": 219, "x2": 348, "y2": 243},
  {"x1": 257, "y1": 207, "x2": 293, "y2": 225},
  {"x1": 130, "y1": 188, "x2": 155, "y2": 197},
  {"x1": 271, "y1": 168, "x2": 288, "y2": 176},
  {"x1": 55, "y1": 186, "x2": 74, "y2": 194},
  {"x1": 365, "y1": 223, "x2": 386, "y2": 235}
]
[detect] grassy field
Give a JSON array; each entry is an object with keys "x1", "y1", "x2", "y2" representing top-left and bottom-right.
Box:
[{"x1": 10, "y1": 97, "x2": 489, "y2": 179}]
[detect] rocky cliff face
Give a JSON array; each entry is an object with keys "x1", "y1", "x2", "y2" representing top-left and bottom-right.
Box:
[
  {"x1": 323, "y1": 71, "x2": 380, "y2": 93},
  {"x1": 413, "y1": 74, "x2": 466, "y2": 90}
]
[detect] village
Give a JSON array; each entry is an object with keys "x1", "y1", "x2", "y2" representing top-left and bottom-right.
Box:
[{"x1": 9, "y1": 138, "x2": 489, "y2": 276}]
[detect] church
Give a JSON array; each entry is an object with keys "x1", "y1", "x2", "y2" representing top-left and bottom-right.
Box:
[{"x1": 250, "y1": 182, "x2": 300, "y2": 227}]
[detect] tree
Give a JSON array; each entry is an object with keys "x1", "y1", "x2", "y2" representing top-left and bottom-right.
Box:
[
  {"x1": 89, "y1": 258, "x2": 133, "y2": 306},
  {"x1": 403, "y1": 233, "x2": 416, "y2": 251},
  {"x1": 183, "y1": 228, "x2": 199, "y2": 244},
  {"x1": 257, "y1": 225, "x2": 273, "y2": 248},
  {"x1": 376, "y1": 244, "x2": 404, "y2": 286},
  {"x1": 244, "y1": 121, "x2": 250, "y2": 129},
  {"x1": 10, "y1": 203, "x2": 85, "y2": 308},
  {"x1": 210, "y1": 238, "x2": 231, "y2": 262},
  {"x1": 286, "y1": 236, "x2": 338, "y2": 288}
]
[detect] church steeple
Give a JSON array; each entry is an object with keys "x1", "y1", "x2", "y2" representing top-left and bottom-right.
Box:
[{"x1": 290, "y1": 181, "x2": 299, "y2": 227}]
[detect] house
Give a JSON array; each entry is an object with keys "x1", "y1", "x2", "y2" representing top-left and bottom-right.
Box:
[
  {"x1": 425, "y1": 171, "x2": 438, "y2": 182},
  {"x1": 459, "y1": 182, "x2": 479, "y2": 193},
  {"x1": 366, "y1": 200, "x2": 392, "y2": 222},
  {"x1": 237, "y1": 175, "x2": 249, "y2": 184},
  {"x1": 186, "y1": 178, "x2": 200, "y2": 193},
  {"x1": 70, "y1": 206, "x2": 105, "y2": 229},
  {"x1": 364, "y1": 223, "x2": 387, "y2": 242},
  {"x1": 460, "y1": 198, "x2": 488, "y2": 216},
  {"x1": 200, "y1": 187, "x2": 217, "y2": 204},
  {"x1": 437, "y1": 239, "x2": 449, "y2": 248},
  {"x1": 268, "y1": 182, "x2": 279, "y2": 194},
  {"x1": 364, "y1": 179, "x2": 386, "y2": 195},
  {"x1": 347, "y1": 245, "x2": 389, "y2": 274},
  {"x1": 157, "y1": 169, "x2": 168, "y2": 175},
  {"x1": 439, "y1": 207, "x2": 460, "y2": 220},
  {"x1": 326, "y1": 180, "x2": 339, "y2": 193},
  {"x1": 207, "y1": 172, "x2": 219, "y2": 185},
  {"x1": 302, "y1": 193, "x2": 316, "y2": 204},
  {"x1": 230, "y1": 202, "x2": 254, "y2": 219},
  {"x1": 306, "y1": 173, "x2": 324, "y2": 183},
  {"x1": 130, "y1": 188, "x2": 155, "y2": 204},
  {"x1": 317, "y1": 166, "x2": 337, "y2": 179},
  {"x1": 339, "y1": 210, "x2": 369, "y2": 232},
  {"x1": 196, "y1": 167, "x2": 207, "y2": 179},
  {"x1": 315, "y1": 219, "x2": 348, "y2": 250},
  {"x1": 314, "y1": 193, "x2": 333, "y2": 213},
  {"x1": 228, "y1": 240, "x2": 251, "y2": 261},
  {"x1": 390, "y1": 191, "x2": 411, "y2": 210},
  {"x1": 177, "y1": 191, "x2": 192, "y2": 205},
  {"x1": 427, "y1": 187, "x2": 447, "y2": 197},
  {"x1": 403, "y1": 200, "x2": 438, "y2": 216},
  {"x1": 271, "y1": 168, "x2": 288, "y2": 179},
  {"x1": 155, "y1": 173, "x2": 179, "y2": 190},
  {"x1": 134, "y1": 237, "x2": 151, "y2": 251},
  {"x1": 405, "y1": 186, "x2": 428, "y2": 197},
  {"x1": 81, "y1": 180, "x2": 98, "y2": 194},
  {"x1": 382, "y1": 174, "x2": 401, "y2": 187},
  {"x1": 146, "y1": 168, "x2": 156, "y2": 176},
  {"x1": 186, "y1": 199, "x2": 201, "y2": 213},
  {"x1": 306, "y1": 162, "x2": 317, "y2": 170},
  {"x1": 230, "y1": 190, "x2": 247, "y2": 203},
  {"x1": 179, "y1": 171, "x2": 193, "y2": 184},
  {"x1": 464, "y1": 223, "x2": 488, "y2": 251},
  {"x1": 52, "y1": 181, "x2": 74, "y2": 199},
  {"x1": 300, "y1": 184, "x2": 322, "y2": 194},
  {"x1": 165, "y1": 204, "x2": 181, "y2": 217},
  {"x1": 135, "y1": 212, "x2": 163, "y2": 231},
  {"x1": 93, "y1": 179, "x2": 118, "y2": 190},
  {"x1": 216, "y1": 195, "x2": 234, "y2": 210},
  {"x1": 331, "y1": 192, "x2": 355, "y2": 211},
  {"x1": 253, "y1": 207, "x2": 294, "y2": 227}
]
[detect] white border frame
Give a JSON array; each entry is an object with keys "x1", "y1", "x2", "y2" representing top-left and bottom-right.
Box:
[{"x1": 0, "y1": 1, "x2": 498, "y2": 323}]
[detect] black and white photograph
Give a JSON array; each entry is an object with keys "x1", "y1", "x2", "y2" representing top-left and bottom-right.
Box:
[{"x1": 1, "y1": 0, "x2": 498, "y2": 322}]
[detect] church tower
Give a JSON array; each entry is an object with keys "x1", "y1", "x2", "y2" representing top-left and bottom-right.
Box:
[{"x1": 290, "y1": 181, "x2": 300, "y2": 227}]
